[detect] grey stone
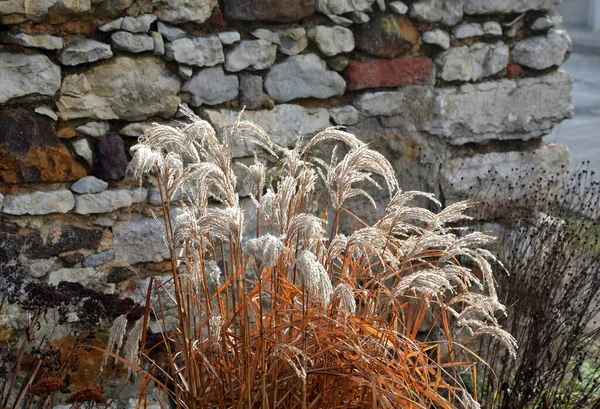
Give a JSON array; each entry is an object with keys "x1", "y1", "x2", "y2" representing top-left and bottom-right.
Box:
[
  {"x1": 165, "y1": 36, "x2": 224, "y2": 67},
  {"x1": 218, "y1": 31, "x2": 241, "y2": 45},
  {"x1": 47, "y1": 267, "x2": 100, "y2": 287},
  {"x1": 83, "y1": 249, "x2": 115, "y2": 268},
  {"x1": 264, "y1": 54, "x2": 346, "y2": 102},
  {"x1": 329, "y1": 105, "x2": 359, "y2": 125},
  {"x1": 326, "y1": 55, "x2": 349, "y2": 71},
  {"x1": 71, "y1": 176, "x2": 108, "y2": 194},
  {"x1": 411, "y1": 0, "x2": 463, "y2": 26},
  {"x1": 113, "y1": 216, "x2": 170, "y2": 264},
  {"x1": 151, "y1": 31, "x2": 165, "y2": 55},
  {"x1": 389, "y1": 1, "x2": 408, "y2": 14},
  {"x1": 131, "y1": 187, "x2": 148, "y2": 203},
  {"x1": 72, "y1": 138, "x2": 94, "y2": 166},
  {"x1": 316, "y1": 0, "x2": 375, "y2": 14},
  {"x1": 182, "y1": 66, "x2": 239, "y2": 106},
  {"x1": 464, "y1": 0, "x2": 560, "y2": 14},
  {"x1": 454, "y1": 23, "x2": 484, "y2": 39},
  {"x1": 178, "y1": 65, "x2": 194, "y2": 79},
  {"x1": 111, "y1": 31, "x2": 154, "y2": 53},
  {"x1": 225, "y1": 39, "x2": 277, "y2": 72},
  {"x1": 58, "y1": 38, "x2": 113, "y2": 66},
  {"x1": 532, "y1": 11, "x2": 563, "y2": 31},
  {"x1": 28, "y1": 258, "x2": 56, "y2": 278},
  {"x1": 512, "y1": 29, "x2": 572, "y2": 70},
  {"x1": 99, "y1": 18, "x2": 123, "y2": 32},
  {"x1": 307, "y1": 25, "x2": 354, "y2": 56},
  {"x1": 157, "y1": 21, "x2": 186, "y2": 41},
  {"x1": 0, "y1": 32, "x2": 63, "y2": 49},
  {"x1": 435, "y1": 42, "x2": 509, "y2": 82},
  {"x1": 35, "y1": 105, "x2": 58, "y2": 121},
  {"x1": 0, "y1": 0, "x2": 56, "y2": 23},
  {"x1": 57, "y1": 56, "x2": 181, "y2": 121},
  {"x1": 251, "y1": 28, "x2": 280, "y2": 44},
  {"x1": 353, "y1": 86, "x2": 434, "y2": 122},
  {"x1": 74, "y1": 189, "x2": 135, "y2": 214},
  {"x1": 119, "y1": 122, "x2": 152, "y2": 137},
  {"x1": 239, "y1": 74, "x2": 266, "y2": 110},
  {"x1": 153, "y1": 0, "x2": 216, "y2": 24},
  {"x1": 94, "y1": 216, "x2": 115, "y2": 227},
  {"x1": 121, "y1": 14, "x2": 157, "y2": 33},
  {"x1": 0, "y1": 193, "x2": 3, "y2": 210},
  {"x1": 483, "y1": 21, "x2": 502, "y2": 35},
  {"x1": 205, "y1": 104, "x2": 331, "y2": 157},
  {"x1": 349, "y1": 11, "x2": 370, "y2": 23},
  {"x1": 422, "y1": 29, "x2": 450, "y2": 49},
  {"x1": 2, "y1": 190, "x2": 75, "y2": 215},
  {"x1": 76, "y1": 121, "x2": 110, "y2": 138},
  {"x1": 325, "y1": 13, "x2": 353, "y2": 27},
  {"x1": 277, "y1": 27, "x2": 308, "y2": 55},
  {"x1": 423, "y1": 71, "x2": 574, "y2": 145},
  {"x1": 0, "y1": 52, "x2": 61, "y2": 104}
]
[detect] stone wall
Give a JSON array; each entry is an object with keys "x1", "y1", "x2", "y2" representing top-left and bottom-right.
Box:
[{"x1": 0, "y1": 0, "x2": 573, "y2": 343}]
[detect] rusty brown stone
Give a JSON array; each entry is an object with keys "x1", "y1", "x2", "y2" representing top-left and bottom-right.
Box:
[
  {"x1": 345, "y1": 57, "x2": 434, "y2": 91},
  {"x1": 223, "y1": 0, "x2": 315, "y2": 22},
  {"x1": 354, "y1": 14, "x2": 420, "y2": 58},
  {"x1": 0, "y1": 109, "x2": 86, "y2": 184},
  {"x1": 57, "y1": 128, "x2": 78, "y2": 139},
  {"x1": 506, "y1": 63, "x2": 522, "y2": 79}
]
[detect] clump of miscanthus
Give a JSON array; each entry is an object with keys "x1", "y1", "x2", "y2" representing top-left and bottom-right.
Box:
[{"x1": 113, "y1": 106, "x2": 516, "y2": 408}]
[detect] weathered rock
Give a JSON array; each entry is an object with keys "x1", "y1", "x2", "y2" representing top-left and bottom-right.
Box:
[
  {"x1": 178, "y1": 65, "x2": 194, "y2": 79},
  {"x1": 182, "y1": 66, "x2": 239, "y2": 106},
  {"x1": 265, "y1": 54, "x2": 345, "y2": 102},
  {"x1": 47, "y1": 268, "x2": 101, "y2": 287},
  {"x1": 348, "y1": 11, "x2": 369, "y2": 23},
  {"x1": 83, "y1": 249, "x2": 115, "y2": 268},
  {"x1": 58, "y1": 56, "x2": 181, "y2": 121},
  {"x1": 307, "y1": 25, "x2": 354, "y2": 56},
  {"x1": 483, "y1": 21, "x2": 502, "y2": 35},
  {"x1": 532, "y1": 11, "x2": 563, "y2": 31},
  {"x1": 1, "y1": 190, "x2": 75, "y2": 215},
  {"x1": 512, "y1": 29, "x2": 571, "y2": 70},
  {"x1": 0, "y1": 109, "x2": 86, "y2": 183},
  {"x1": 0, "y1": 194, "x2": 3, "y2": 210},
  {"x1": 218, "y1": 31, "x2": 241, "y2": 45},
  {"x1": 72, "y1": 138, "x2": 94, "y2": 166},
  {"x1": 0, "y1": 32, "x2": 63, "y2": 50},
  {"x1": 94, "y1": 133, "x2": 128, "y2": 181},
  {"x1": 239, "y1": 74, "x2": 267, "y2": 110},
  {"x1": 353, "y1": 87, "x2": 434, "y2": 127},
  {"x1": 423, "y1": 71, "x2": 574, "y2": 144},
  {"x1": 251, "y1": 28, "x2": 280, "y2": 44},
  {"x1": 0, "y1": 0, "x2": 56, "y2": 23},
  {"x1": 346, "y1": 57, "x2": 434, "y2": 90},
  {"x1": 131, "y1": 187, "x2": 148, "y2": 203},
  {"x1": 157, "y1": 21, "x2": 186, "y2": 41},
  {"x1": 119, "y1": 122, "x2": 152, "y2": 137},
  {"x1": 121, "y1": 13, "x2": 156, "y2": 32},
  {"x1": 58, "y1": 39, "x2": 113, "y2": 66},
  {"x1": 28, "y1": 258, "x2": 56, "y2": 278},
  {"x1": 71, "y1": 176, "x2": 108, "y2": 194},
  {"x1": 329, "y1": 105, "x2": 359, "y2": 125},
  {"x1": 354, "y1": 14, "x2": 420, "y2": 58},
  {"x1": 223, "y1": 0, "x2": 315, "y2": 22},
  {"x1": 435, "y1": 42, "x2": 509, "y2": 82},
  {"x1": 76, "y1": 121, "x2": 110, "y2": 138},
  {"x1": 153, "y1": 0, "x2": 216, "y2": 23},
  {"x1": 411, "y1": 0, "x2": 463, "y2": 26},
  {"x1": 205, "y1": 104, "x2": 330, "y2": 156},
  {"x1": 422, "y1": 29, "x2": 450, "y2": 49},
  {"x1": 165, "y1": 36, "x2": 224, "y2": 67},
  {"x1": 225, "y1": 39, "x2": 277, "y2": 72},
  {"x1": 99, "y1": 18, "x2": 123, "y2": 32},
  {"x1": 113, "y1": 217, "x2": 170, "y2": 264},
  {"x1": 454, "y1": 23, "x2": 484, "y2": 39},
  {"x1": 315, "y1": 0, "x2": 374, "y2": 14},
  {"x1": 93, "y1": 0, "x2": 134, "y2": 17},
  {"x1": 34, "y1": 105, "x2": 58, "y2": 121},
  {"x1": 327, "y1": 55, "x2": 349, "y2": 71},
  {"x1": 0, "y1": 52, "x2": 61, "y2": 104},
  {"x1": 277, "y1": 27, "x2": 308, "y2": 55},
  {"x1": 111, "y1": 31, "x2": 155, "y2": 53},
  {"x1": 389, "y1": 1, "x2": 408, "y2": 14},
  {"x1": 74, "y1": 189, "x2": 134, "y2": 214},
  {"x1": 464, "y1": 0, "x2": 560, "y2": 14},
  {"x1": 325, "y1": 13, "x2": 353, "y2": 26},
  {"x1": 151, "y1": 31, "x2": 165, "y2": 55}
]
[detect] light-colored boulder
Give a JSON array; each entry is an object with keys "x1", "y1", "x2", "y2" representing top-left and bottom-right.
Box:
[
  {"x1": 276, "y1": 27, "x2": 308, "y2": 55},
  {"x1": 0, "y1": 0, "x2": 56, "y2": 23},
  {"x1": 178, "y1": 65, "x2": 194, "y2": 79},
  {"x1": 113, "y1": 216, "x2": 171, "y2": 264},
  {"x1": 411, "y1": 0, "x2": 463, "y2": 26},
  {"x1": 182, "y1": 66, "x2": 239, "y2": 106},
  {"x1": 165, "y1": 36, "x2": 224, "y2": 67},
  {"x1": 325, "y1": 13, "x2": 353, "y2": 27},
  {"x1": 389, "y1": 1, "x2": 408, "y2": 14},
  {"x1": 157, "y1": 21, "x2": 186, "y2": 41},
  {"x1": 532, "y1": 11, "x2": 563, "y2": 31},
  {"x1": 72, "y1": 138, "x2": 94, "y2": 166},
  {"x1": 119, "y1": 122, "x2": 153, "y2": 137},
  {"x1": 512, "y1": 29, "x2": 572, "y2": 70},
  {"x1": 422, "y1": 29, "x2": 450, "y2": 49},
  {"x1": 0, "y1": 32, "x2": 63, "y2": 49},
  {"x1": 56, "y1": 74, "x2": 118, "y2": 120},
  {"x1": 307, "y1": 25, "x2": 354, "y2": 56},
  {"x1": 153, "y1": 0, "x2": 217, "y2": 24},
  {"x1": 151, "y1": 32, "x2": 164, "y2": 55},
  {"x1": 76, "y1": 121, "x2": 110, "y2": 138},
  {"x1": 99, "y1": 18, "x2": 123, "y2": 32},
  {"x1": 218, "y1": 31, "x2": 241, "y2": 45},
  {"x1": 121, "y1": 14, "x2": 157, "y2": 33},
  {"x1": 47, "y1": 268, "x2": 100, "y2": 287},
  {"x1": 74, "y1": 189, "x2": 135, "y2": 214},
  {"x1": 435, "y1": 42, "x2": 509, "y2": 82},
  {"x1": 71, "y1": 176, "x2": 108, "y2": 194},
  {"x1": 225, "y1": 39, "x2": 277, "y2": 72},
  {"x1": 329, "y1": 105, "x2": 359, "y2": 125},
  {"x1": 35, "y1": 105, "x2": 58, "y2": 121},
  {"x1": 454, "y1": 23, "x2": 484, "y2": 39},
  {"x1": 0, "y1": 52, "x2": 61, "y2": 104},
  {"x1": 111, "y1": 31, "x2": 155, "y2": 53},
  {"x1": 251, "y1": 28, "x2": 280, "y2": 44},
  {"x1": 464, "y1": 0, "x2": 560, "y2": 14},
  {"x1": 1, "y1": 190, "x2": 75, "y2": 215},
  {"x1": 58, "y1": 39, "x2": 112, "y2": 66},
  {"x1": 264, "y1": 54, "x2": 346, "y2": 102},
  {"x1": 316, "y1": 0, "x2": 375, "y2": 14},
  {"x1": 483, "y1": 21, "x2": 502, "y2": 36},
  {"x1": 83, "y1": 249, "x2": 115, "y2": 268},
  {"x1": 28, "y1": 258, "x2": 57, "y2": 278}
]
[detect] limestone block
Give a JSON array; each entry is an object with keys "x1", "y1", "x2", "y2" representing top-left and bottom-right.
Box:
[
  {"x1": 182, "y1": 66, "x2": 239, "y2": 106},
  {"x1": 512, "y1": 29, "x2": 572, "y2": 70},
  {"x1": 0, "y1": 52, "x2": 61, "y2": 104},
  {"x1": 2, "y1": 190, "x2": 75, "y2": 215}
]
